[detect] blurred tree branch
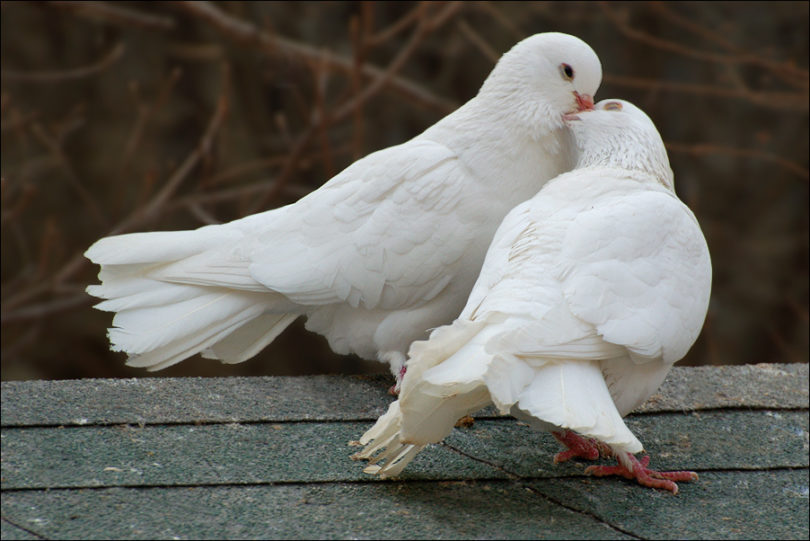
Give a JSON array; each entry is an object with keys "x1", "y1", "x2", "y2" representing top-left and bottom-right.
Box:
[
  {"x1": 604, "y1": 74, "x2": 809, "y2": 112},
  {"x1": 111, "y1": 67, "x2": 231, "y2": 235},
  {"x1": 47, "y1": 1, "x2": 176, "y2": 31},
  {"x1": 1, "y1": 65, "x2": 230, "y2": 320},
  {"x1": 245, "y1": 0, "x2": 463, "y2": 212},
  {"x1": 172, "y1": 1, "x2": 460, "y2": 114},
  {"x1": 665, "y1": 142, "x2": 809, "y2": 180},
  {"x1": 1, "y1": 42, "x2": 125, "y2": 83},
  {"x1": 600, "y1": 1, "x2": 808, "y2": 88}
]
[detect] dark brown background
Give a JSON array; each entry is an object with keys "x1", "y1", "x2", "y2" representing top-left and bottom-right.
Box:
[{"x1": 2, "y1": 1, "x2": 808, "y2": 381}]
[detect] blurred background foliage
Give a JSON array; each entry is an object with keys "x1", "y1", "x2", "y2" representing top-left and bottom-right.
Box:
[{"x1": 1, "y1": 1, "x2": 807, "y2": 381}]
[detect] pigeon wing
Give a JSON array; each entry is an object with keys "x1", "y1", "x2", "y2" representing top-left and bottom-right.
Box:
[
  {"x1": 556, "y1": 188, "x2": 712, "y2": 364},
  {"x1": 248, "y1": 139, "x2": 477, "y2": 311}
]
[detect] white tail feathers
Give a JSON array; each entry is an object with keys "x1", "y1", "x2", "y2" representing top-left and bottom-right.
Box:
[
  {"x1": 356, "y1": 321, "x2": 494, "y2": 479},
  {"x1": 355, "y1": 386, "x2": 490, "y2": 478},
  {"x1": 85, "y1": 228, "x2": 241, "y2": 265},
  {"x1": 514, "y1": 360, "x2": 642, "y2": 454},
  {"x1": 403, "y1": 319, "x2": 492, "y2": 391},
  {"x1": 202, "y1": 313, "x2": 298, "y2": 364},
  {"x1": 363, "y1": 444, "x2": 424, "y2": 479},
  {"x1": 354, "y1": 402, "x2": 426, "y2": 479},
  {"x1": 85, "y1": 228, "x2": 297, "y2": 370}
]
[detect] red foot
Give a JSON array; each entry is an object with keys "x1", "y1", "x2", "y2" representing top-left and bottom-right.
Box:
[
  {"x1": 387, "y1": 365, "x2": 408, "y2": 396},
  {"x1": 585, "y1": 453, "x2": 698, "y2": 494},
  {"x1": 552, "y1": 430, "x2": 613, "y2": 464}
]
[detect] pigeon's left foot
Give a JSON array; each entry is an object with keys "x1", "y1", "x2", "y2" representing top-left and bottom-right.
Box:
[
  {"x1": 585, "y1": 453, "x2": 698, "y2": 494},
  {"x1": 454, "y1": 415, "x2": 475, "y2": 428},
  {"x1": 552, "y1": 430, "x2": 613, "y2": 464},
  {"x1": 388, "y1": 365, "x2": 408, "y2": 396}
]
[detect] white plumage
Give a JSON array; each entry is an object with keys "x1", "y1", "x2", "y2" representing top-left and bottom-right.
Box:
[
  {"x1": 356, "y1": 99, "x2": 712, "y2": 493},
  {"x1": 85, "y1": 33, "x2": 602, "y2": 378}
]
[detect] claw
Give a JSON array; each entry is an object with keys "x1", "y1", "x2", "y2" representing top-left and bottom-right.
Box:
[{"x1": 585, "y1": 453, "x2": 698, "y2": 494}]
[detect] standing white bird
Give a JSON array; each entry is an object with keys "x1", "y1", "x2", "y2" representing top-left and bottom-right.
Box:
[
  {"x1": 355, "y1": 99, "x2": 712, "y2": 494},
  {"x1": 85, "y1": 33, "x2": 602, "y2": 385}
]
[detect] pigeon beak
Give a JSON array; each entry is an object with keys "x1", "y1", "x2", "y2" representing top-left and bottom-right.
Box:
[
  {"x1": 574, "y1": 92, "x2": 594, "y2": 112},
  {"x1": 564, "y1": 92, "x2": 593, "y2": 122}
]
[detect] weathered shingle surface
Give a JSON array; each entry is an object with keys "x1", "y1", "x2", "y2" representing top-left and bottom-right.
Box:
[{"x1": 2, "y1": 363, "x2": 808, "y2": 539}]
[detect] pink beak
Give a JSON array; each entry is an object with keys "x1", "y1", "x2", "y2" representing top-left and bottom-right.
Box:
[{"x1": 574, "y1": 92, "x2": 594, "y2": 111}]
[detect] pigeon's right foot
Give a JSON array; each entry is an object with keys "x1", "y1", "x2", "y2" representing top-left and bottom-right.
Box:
[
  {"x1": 552, "y1": 430, "x2": 613, "y2": 464},
  {"x1": 585, "y1": 453, "x2": 698, "y2": 494}
]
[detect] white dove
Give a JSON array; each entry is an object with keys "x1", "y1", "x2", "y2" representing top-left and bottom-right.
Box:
[
  {"x1": 85, "y1": 33, "x2": 602, "y2": 386},
  {"x1": 355, "y1": 99, "x2": 712, "y2": 494}
]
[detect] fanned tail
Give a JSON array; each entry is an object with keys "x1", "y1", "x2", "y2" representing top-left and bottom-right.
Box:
[
  {"x1": 354, "y1": 319, "x2": 495, "y2": 478},
  {"x1": 353, "y1": 401, "x2": 426, "y2": 479},
  {"x1": 85, "y1": 228, "x2": 297, "y2": 370}
]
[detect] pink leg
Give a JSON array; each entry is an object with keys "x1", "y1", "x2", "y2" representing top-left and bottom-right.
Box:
[
  {"x1": 552, "y1": 430, "x2": 613, "y2": 464},
  {"x1": 585, "y1": 453, "x2": 698, "y2": 494},
  {"x1": 387, "y1": 365, "x2": 408, "y2": 396}
]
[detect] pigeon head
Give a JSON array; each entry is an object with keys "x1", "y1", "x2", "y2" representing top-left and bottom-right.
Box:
[
  {"x1": 566, "y1": 99, "x2": 675, "y2": 190},
  {"x1": 479, "y1": 32, "x2": 602, "y2": 138}
]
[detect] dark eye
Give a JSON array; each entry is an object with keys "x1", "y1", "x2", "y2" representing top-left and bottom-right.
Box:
[
  {"x1": 603, "y1": 101, "x2": 623, "y2": 111},
  {"x1": 560, "y1": 63, "x2": 574, "y2": 81}
]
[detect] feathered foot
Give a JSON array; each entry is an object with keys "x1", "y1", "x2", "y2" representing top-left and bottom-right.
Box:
[
  {"x1": 585, "y1": 453, "x2": 698, "y2": 494},
  {"x1": 552, "y1": 430, "x2": 613, "y2": 464}
]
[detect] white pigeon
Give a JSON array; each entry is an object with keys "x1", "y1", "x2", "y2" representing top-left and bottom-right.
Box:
[
  {"x1": 85, "y1": 33, "x2": 602, "y2": 384},
  {"x1": 355, "y1": 99, "x2": 712, "y2": 494}
]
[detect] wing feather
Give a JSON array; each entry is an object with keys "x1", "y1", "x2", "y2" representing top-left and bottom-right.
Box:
[
  {"x1": 248, "y1": 140, "x2": 474, "y2": 310},
  {"x1": 557, "y1": 189, "x2": 712, "y2": 363}
]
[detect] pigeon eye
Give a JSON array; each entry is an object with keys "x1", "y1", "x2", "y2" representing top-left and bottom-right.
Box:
[
  {"x1": 603, "y1": 102, "x2": 623, "y2": 111},
  {"x1": 559, "y1": 63, "x2": 574, "y2": 81}
]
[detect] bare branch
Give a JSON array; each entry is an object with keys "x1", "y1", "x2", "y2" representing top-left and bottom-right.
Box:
[
  {"x1": 457, "y1": 20, "x2": 499, "y2": 63},
  {"x1": 247, "y1": 123, "x2": 319, "y2": 214},
  {"x1": 1, "y1": 42, "x2": 125, "y2": 83},
  {"x1": 604, "y1": 74, "x2": 809, "y2": 112},
  {"x1": 172, "y1": 1, "x2": 459, "y2": 115},
  {"x1": 666, "y1": 141, "x2": 809, "y2": 180},
  {"x1": 47, "y1": 1, "x2": 176, "y2": 30},
  {"x1": 476, "y1": 2, "x2": 525, "y2": 40},
  {"x1": 313, "y1": 49, "x2": 337, "y2": 179},
  {"x1": 349, "y1": 12, "x2": 368, "y2": 161},
  {"x1": 331, "y1": 7, "x2": 438, "y2": 122},
  {"x1": 1, "y1": 65, "x2": 230, "y2": 315},
  {"x1": 422, "y1": 1, "x2": 464, "y2": 31},
  {"x1": 245, "y1": 2, "x2": 462, "y2": 214},
  {"x1": 30, "y1": 115, "x2": 109, "y2": 229},
  {"x1": 1, "y1": 293, "x2": 90, "y2": 324},
  {"x1": 364, "y1": 2, "x2": 425, "y2": 47},
  {"x1": 121, "y1": 67, "x2": 183, "y2": 168},
  {"x1": 111, "y1": 70, "x2": 231, "y2": 234},
  {"x1": 649, "y1": 1, "x2": 809, "y2": 90},
  {"x1": 186, "y1": 201, "x2": 220, "y2": 225},
  {"x1": 600, "y1": 2, "x2": 809, "y2": 87},
  {"x1": 205, "y1": 156, "x2": 288, "y2": 186}
]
